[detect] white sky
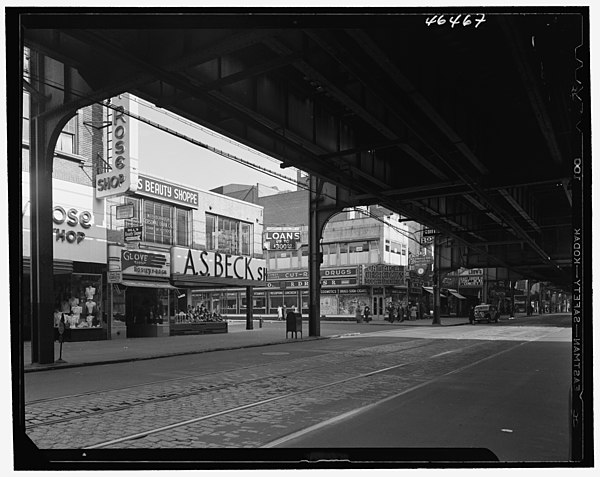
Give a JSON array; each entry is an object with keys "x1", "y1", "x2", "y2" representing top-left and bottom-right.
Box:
[{"x1": 132, "y1": 95, "x2": 299, "y2": 193}]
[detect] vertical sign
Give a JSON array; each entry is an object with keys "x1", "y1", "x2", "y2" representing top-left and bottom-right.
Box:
[{"x1": 95, "y1": 94, "x2": 139, "y2": 199}]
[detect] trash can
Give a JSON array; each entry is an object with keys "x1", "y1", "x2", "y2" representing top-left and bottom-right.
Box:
[{"x1": 286, "y1": 312, "x2": 303, "y2": 339}]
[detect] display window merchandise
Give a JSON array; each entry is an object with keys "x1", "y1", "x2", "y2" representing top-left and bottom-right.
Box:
[{"x1": 53, "y1": 273, "x2": 105, "y2": 339}]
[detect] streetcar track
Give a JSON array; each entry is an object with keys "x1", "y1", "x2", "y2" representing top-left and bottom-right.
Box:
[
  {"x1": 82, "y1": 340, "x2": 489, "y2": 449},
  {"x1": 26, "y1": 338, "x2": 440, "y2": 429},
  {"x1": 24, "y1": 337, "x2": 429, "y2": 406}
]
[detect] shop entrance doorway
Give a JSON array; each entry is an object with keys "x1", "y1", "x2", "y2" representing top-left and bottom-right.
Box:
[{"x1": 372, "y1": 295, "x2": 384, "y2": 319}]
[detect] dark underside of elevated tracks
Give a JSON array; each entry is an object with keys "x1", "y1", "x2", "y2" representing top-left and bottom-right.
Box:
[{"x1": 11, "y1": 8, "x2": 588, "y2": 362}]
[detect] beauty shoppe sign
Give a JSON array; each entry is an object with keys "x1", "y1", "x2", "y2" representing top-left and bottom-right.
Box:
[
  {"x1": 171, "y1": 246, "x2": 267, "y2": 284},
  {"x1": 95, "y1": 94, "x2": 139, "y2": 199},
  {"x1": 108, "y1": 245, "x2": 170, "y2": 278}
]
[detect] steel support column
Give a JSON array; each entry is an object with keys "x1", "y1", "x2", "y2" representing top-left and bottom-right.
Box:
[
  {"x1": 246, "y1": 286, "x2": 254, "y2": 330},
  {"x1": 432, "y1": 234, "x2": 442, "y2": 325},
  {"x1": 308, "y1": 175, "x2": 340, "y2": 337},
  {"x1": 28, "y1": 51, "x2": 80, "y2": 364}
]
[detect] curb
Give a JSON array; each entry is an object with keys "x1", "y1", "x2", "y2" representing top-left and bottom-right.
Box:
[{"x1": 23, "y1": 335, "x2": 331, "y2": 373}]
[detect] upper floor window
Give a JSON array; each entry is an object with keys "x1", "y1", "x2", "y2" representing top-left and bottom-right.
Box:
[
  {"x1": 56, "y1": 116, "x2": 78, "y2": 155},
  {"x1": 206, "y1": 213, "x2": 253, "y2": 256},
  {"x1": 116, "y1": 197, "x2": 190, "y2": 247}
]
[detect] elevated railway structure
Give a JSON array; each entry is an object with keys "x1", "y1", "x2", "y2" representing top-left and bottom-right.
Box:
[{"x1": 13, "y1": 9, "x2": 586, "y2": 363}]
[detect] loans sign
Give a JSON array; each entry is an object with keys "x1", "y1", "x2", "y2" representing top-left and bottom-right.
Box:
[{"x1": 264, "y1": 227, "x2": 301, "y2": 250}]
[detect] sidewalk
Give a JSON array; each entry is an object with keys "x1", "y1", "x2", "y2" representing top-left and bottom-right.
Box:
[{"x1": 21, "y1": 317, "x2": 471, "y2": 373}]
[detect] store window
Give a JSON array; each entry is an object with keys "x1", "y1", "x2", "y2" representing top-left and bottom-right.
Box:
[
  {"x1": 240, "y1": 292, "x2": 267, "y2": 314},
  {"x1": 206, "y1": 213, "x2": 253, "y2": 256},
  {"x1": 55, "y1": 273, "x2": 103, "y2": 329}
]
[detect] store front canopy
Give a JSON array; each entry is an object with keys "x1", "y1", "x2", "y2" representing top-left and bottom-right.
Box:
[
  {"x1": 448, "y1": 289, "x2": 467, "y2": 300},
  {"x1": 423, "y1": 287, "x2": 451, "y2": 297},
  {"x1": 121, "y1": 280, "x2": 178, "y2": 290}
]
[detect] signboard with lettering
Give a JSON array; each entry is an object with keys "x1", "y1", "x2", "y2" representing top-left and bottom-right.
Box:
[
  {"x1": 107, "y1": 271, "x2": 123, "y2": 283},
  {"x1": 124, "y1": 226, "x2": 143, "y2": 242},
  {"x1": 23, "y1": 177, "x2": 107, "y2": 264},
  {"x1": 264, "y1": 227, "x2": 302, "y2": 250},
  {"x1": 96, "y1": 94, "x2": 139, "y2": 199},
  {"x1": 171, "y1": 246, "x2": 267, "y2": 282},
  {"x1": 267, "y1": 267, "x2": 358, "y2": 281},
  {"x1": 108, "y1": 245, "x2": 169, "y2": 279},
  {"x1": 116, "y1": 203, "x2": 135, "y2": 220},
  {"x1": 459, "y1": 276, "x2": 483, "y2": 287},
  {"x1": 136, "y1": 175, "x2": 199, "y2": 209},
  {"x1": 409, "y1": 255, "x2": 434, "y2": 272},
  {"x1": 364, "y1": 264, "x2": 406, "y2": 286}
]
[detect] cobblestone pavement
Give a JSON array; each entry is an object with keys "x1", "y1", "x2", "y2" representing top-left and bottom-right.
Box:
[{"x1": 26, "y1": 335, "x2": 525, "y2": 449}]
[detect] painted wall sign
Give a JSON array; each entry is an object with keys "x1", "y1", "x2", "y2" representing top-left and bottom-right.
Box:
[
  {"x1": 171, "y1": 246, "x2": 267, "y2": 282},
  {"x1": 136, "y1": 175, "x2": 199, "y2": 209},
  {"x1": 95, "y1": 94, "x2": 139, "y2": 199},
  {"x1": 264, "y1": 228, "x2": 302, "y2": 250},
  {"x1": 23, "y1": 177, "x2": 107, "y2": 263}
]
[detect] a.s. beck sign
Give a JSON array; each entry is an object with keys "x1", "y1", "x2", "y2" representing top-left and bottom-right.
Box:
[
  {"x1": 171, "y1": 246, "x2": 267, "y2": 283},
  {"x1": 95, "y1": 94, "x2": 139, "y2": 199}
]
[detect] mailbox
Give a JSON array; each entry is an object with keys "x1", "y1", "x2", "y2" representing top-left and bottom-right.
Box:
[{"x1": 286, "y1": 311, "x2": 303, "y2": 339}]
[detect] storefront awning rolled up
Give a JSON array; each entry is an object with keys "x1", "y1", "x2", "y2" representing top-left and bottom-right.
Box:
[
  {"x1": 448, "y1": 289, "x2": 467, "y2": 299},
  {"x1": 120, "y1": 280, "x2": 177, "y2": 290}
]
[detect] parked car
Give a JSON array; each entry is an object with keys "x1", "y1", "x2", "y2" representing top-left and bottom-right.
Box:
[{"x1": 473, "y1": 304, "x2": 500, "y2": 324}]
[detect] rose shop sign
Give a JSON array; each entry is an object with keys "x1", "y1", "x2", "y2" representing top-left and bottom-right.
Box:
[{"x1": 96, "y1": 94, "x2": 139, "y2": 199}]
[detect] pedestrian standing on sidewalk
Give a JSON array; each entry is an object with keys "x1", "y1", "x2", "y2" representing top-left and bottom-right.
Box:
[
  {"x1": 410, "y1": 304, "x2": 417, "y2": 321},
  {"x1": 355, "y1": 305, "x2": 363, "y2": 323},
  {"x1": 388, "y1": 303, "x2": 395, "y2": 323},
  {"x1": 277, "y1": 306, "x2": 283, "y2": 321},
  {"x1": 469, "y1": 305, "x2": 475, "y2": 324},
  {"x1": 364, "y1": 305, "x2": 371, "y2": 323}
]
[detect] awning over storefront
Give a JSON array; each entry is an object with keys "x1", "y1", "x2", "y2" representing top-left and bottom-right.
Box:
[
  {"x1": 120, "y1": 280, "x2": 178, "y2": 290},
  {"x1": 448, "y1": 289, "x2": 467, "y2": 299},
  {"x1": 422, "y1": 286, "x2": 449, "y2": 297}
]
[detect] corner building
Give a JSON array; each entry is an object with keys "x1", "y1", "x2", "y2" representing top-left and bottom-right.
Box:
[{"x1": 212, "y1": 184, "x2": 430, "y2": 320}]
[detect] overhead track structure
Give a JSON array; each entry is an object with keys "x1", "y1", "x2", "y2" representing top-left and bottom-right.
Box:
[{"x1": 19, "y1": 12, "x2": 583, "y2": 342}]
